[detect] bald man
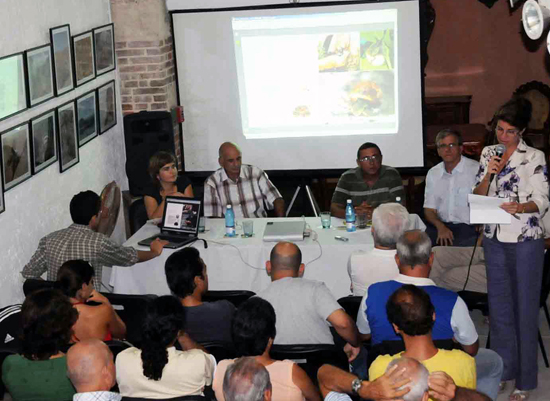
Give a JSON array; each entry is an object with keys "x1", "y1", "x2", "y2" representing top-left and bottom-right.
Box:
[
  {"x1": 66, "y1": 339, "x2": 120, "y2": 401},
  {"x1": 257, "y1": 241, "x2": 360, "y2": 347},
  {"x1": 203, "y1": 142, "x2": 285, "y2": 218}
]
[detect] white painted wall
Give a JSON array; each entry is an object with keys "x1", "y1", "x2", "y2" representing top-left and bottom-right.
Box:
[{"x1": 0, "y1": 0, "x2": 128, "y2": 306}]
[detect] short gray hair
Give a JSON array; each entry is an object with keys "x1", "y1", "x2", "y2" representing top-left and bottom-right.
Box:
[
  {"x1": 372, "y1": 203, "x2": 410, "y2": 248},
  {"x1": 435, "y1": 129, "x2": 463, "y2": 147},
  {"x1": 223, "y1": 357, "x2": 271, "y2": 401},
  {"x1": 396, "y1": 230, "x2": 432, "y2": 267},
  {"x1": 387, "y1": 357, "x2": 429, "y2": 401}
]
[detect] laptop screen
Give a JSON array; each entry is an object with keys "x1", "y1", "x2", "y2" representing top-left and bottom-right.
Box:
[{"x1": 162, "y1": 197, "x2": 202, "y2": 235}]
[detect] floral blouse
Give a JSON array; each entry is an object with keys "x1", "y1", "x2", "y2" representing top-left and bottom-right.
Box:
[{"x1": 474, "y1": 140, "x2": 549, "y2": 243}]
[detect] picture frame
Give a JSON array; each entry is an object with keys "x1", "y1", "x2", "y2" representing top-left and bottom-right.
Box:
[
  {"x1": 97, "y1": 80, "x2": 117, "y2": 134},
  {"x1": 50, "y1": 24, "x2": 75, "y2": 96},
  {"x1": 72, "y1": 30, "x2": 96, "y2": 87},
  {"x1": 0, "y1": 167, "x2": 4, "y2": 214},
  {"x1": 1, "y1": 122, "x2": 31, "y2": 191},
  {"x1": 25, "y1": 44, "x2": 55, "y2": 107},
  {"x1": 56, "y1": 100, "x2": 79, "y2": 172},
  {"x1": 0, "y1": 52, "x2": 28, "y2": 122},
  {"x1": 76, "y1": 90, "x2": 98, "y2": 147},
  {"x1": 30, "y1": 109, "x2": 58, "y2": 175},
  {"x1": 93, "y1": 23, "x2": 115, "y2": 76}
]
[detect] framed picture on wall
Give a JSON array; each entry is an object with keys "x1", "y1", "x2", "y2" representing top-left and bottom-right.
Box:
[
  {"x1": 73, "y1": 30, "x2": 96, "y2": 86},
  {"x1": 93, "y1": 23, "x2": 115, "y2": 76},
  {"x1": 56, "y1": 100, "x2": 79, "y2": 172},
  {"x1": 76, "y1": 90, "x2": 98, "y2": 146},
  {"x1": 50, "y1": 24, "x2": 75, "y2": 96},
  {"x1": 30, "y1": 109, "x2": 58, "y2": 175},
  {"x1": 0, "y1": 52, "x2": 28, "y2": 122},
  {"x1": 97, "y1": 80, "x2": 117, "y2": 134},
  {"x1": 25, "y1": 44, "x2": 55, "y2": 107},
  {"x1": 1, "y1": 122, "x2": 31, "y2": 191}
]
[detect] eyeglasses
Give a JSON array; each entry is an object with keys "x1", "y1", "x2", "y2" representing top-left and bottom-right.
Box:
[
  {"x1": 496, "y1": 126, "x2": 520, "y2": 136},
  {"x1": 437, "y1": 143, "x2": 459, "y2": 150},
  {"x1": 358, "y1": 155, "x2": 381, "y2": 163}
]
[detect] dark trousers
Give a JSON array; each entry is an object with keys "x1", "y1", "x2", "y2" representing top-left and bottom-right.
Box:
[
  {"x1": 484, "y1": 236, "x2": 544, "y2": 390},
  {"x1": 425, "y1": 222, "x2": 478, "y2": 247}
]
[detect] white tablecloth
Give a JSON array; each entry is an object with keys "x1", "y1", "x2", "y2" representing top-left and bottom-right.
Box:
[{"x1": 110, "y1": 215, "x2": 425, "y2": 299}]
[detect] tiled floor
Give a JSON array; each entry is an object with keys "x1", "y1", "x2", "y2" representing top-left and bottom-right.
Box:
[{"x1": 471, "y1": 309, "x2": 550, "y2": 401}]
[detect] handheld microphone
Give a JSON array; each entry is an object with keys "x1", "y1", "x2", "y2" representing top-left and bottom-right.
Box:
[{"x1": 489, "y1": 144, "x2": 506, "y2": 184}]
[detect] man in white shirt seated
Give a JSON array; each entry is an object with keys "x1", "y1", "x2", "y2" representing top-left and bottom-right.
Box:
[
  {"x1": 203, "y1": 142, "x2": 285, "y2": 218},
  {"x1": 66, "y1": 339, "x2": 121, "y2": 401},
  {"x1": 348, "y1": 203, "x2": 410, "y2": 296},
  {"x1": 424, "y1": 129, "x2": 480, "y2": 247}
]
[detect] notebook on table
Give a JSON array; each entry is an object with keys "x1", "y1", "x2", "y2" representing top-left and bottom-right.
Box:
[{"x1": 138, "y1": 196, "x2": 202, "y2": 249}]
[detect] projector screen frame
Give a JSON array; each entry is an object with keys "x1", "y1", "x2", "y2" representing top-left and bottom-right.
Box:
[{"x1": 169, "y1": 0, "x2": 430, "y2": 176}]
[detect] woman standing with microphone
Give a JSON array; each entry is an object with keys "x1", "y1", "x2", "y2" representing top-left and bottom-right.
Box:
[{"x1": 473, "y1": 97, "x2": 549, "y2": 401}]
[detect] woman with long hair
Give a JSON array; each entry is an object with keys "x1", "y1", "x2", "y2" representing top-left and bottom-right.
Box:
[
  {"x1": 116, "y1": 295, "x2": 215, "y2": 398},
  {"x1": 2, "y1": 289, "x2": 78, "y2": 400},
  {"x1": 473, "y1": 97, "x2": 549, "y2": 400},
  {"x1": 143, "y1": 151, "x2": 193, "y2": 219},
  {"x1": 57, "y1": 260, "x2": 126, "y2": 341}
]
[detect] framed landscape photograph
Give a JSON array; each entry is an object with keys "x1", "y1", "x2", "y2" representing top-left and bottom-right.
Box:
[
  {"x1": 25, "y1": 44, "x2": 55, "y2": 107},
  {"x1": 1, "y1": 122, "x2": 31, "y2": 191},
  {"x1": 97, "y1": 80, "x2": 117, "y2": 134},
  {"x1": 0, "y1": 52, "x2": 28, "y2": 122},
  {"x1": 56, "y1": 100, "x2": 79, "y2": 172},
  {"x1": 31, "y1": 110, "x2": 58, "y2": 174},
  {"x1": 73, "y1": 30, "x2": 95, "y2": 86},
  {"x1": 93, "y1": 23, "x2": 115, "y2": 76},
  {"x1": 50, "y1": 24, "x2": 75, "y2": 96},
  {"x1": 76, "y1": 90, "x2": 98, "y2": 146}
]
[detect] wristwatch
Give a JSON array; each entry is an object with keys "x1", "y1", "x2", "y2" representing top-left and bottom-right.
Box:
[{"x1": 351, "y1": 378, "x2": 363, "y2": 394}]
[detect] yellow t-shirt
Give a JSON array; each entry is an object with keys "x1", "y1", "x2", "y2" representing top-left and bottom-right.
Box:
[{"x1": 369, "y1": 349, "x2": 476, "y2": 397}]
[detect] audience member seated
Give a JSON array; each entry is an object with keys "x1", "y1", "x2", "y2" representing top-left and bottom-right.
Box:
[
  {"x1": 348, "y1": 203, "x2": 409, "y2": 296},
  {"x1": 331, "y1": 142, "x2": 405, "y2": 219},
  {"x1": 317, "y1": 361, "x2": 411, "y2": 401},
  {"x1": 2, "y1": 289, "x2": 78, "y2": 401},
  {"x1": 66, "y1": 339, "x2": 120, "y2": 401},
  {"x1": 223, "y1": 357, "x2": 272, "y2": 401},
  {"x1": 143, "y1": 151, "x2": 193, "y2": 220},
  {"x1": 57, "y1": 260, "x2": 126, "y2": 342},
  {"x1": 430, "y1": 246, "x2": 487, "y2": 293},
  {"x1": 423, "y1": 129, "x2": 479, "y2": 247},
  {"x1": 165, "y1": 247, "x2": 235, "y2": 344},
  {"x1": 257, "y1": 241, "x2": 360, "y2": 346},
  {"x1": 213, "y1": 297, "x2": 320, "y2": 401},
  {"x1": 369, "y1": 285, "x2": 477, "y2": 391},
  {"x1": 357, "y1": 231, "x2": 502, "y2": 400},
  {"x1": 22, "y1": 190, "x2": 167, "y2": 290},
  {"x1": 116, "y1": 295, "x2": 215, "y2": 398},
  {"x1": 204, "y1": 142, "x2": 285, "y2": 218}
]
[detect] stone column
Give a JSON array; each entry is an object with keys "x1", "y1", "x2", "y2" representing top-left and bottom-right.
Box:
[{"x1": 110, "y1": 0, "x2": 180, "y2": 159}]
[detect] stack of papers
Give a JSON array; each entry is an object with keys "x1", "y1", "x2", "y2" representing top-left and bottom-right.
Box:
[{"x1": 468, "y1": 194, "x2": 511, "y2": 224}]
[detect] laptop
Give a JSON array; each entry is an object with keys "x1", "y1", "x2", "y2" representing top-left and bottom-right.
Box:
[
  {"x1": 263, "y1": 221, "x2": 306, "y2": 242},
  {"x1": 138, "y1": 196, "x2": 202, "y2": 249}
]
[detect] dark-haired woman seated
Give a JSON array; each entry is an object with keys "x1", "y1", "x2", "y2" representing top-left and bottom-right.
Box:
[
  {"x1": 213, "y1": 297, "x2": 321, "y2": 401},
  {"x1": 2, "y1": 289, "x2": 77, "y2": 401},
  {"x1": 144, "y1": 151, "x2": 193, "y2": 219},
  {"x1": 57, "y1": 260, "x2": 126, "y2": 342},
  {"x1": 116, "y1": 295, "x2": 215, "y2": 398}
]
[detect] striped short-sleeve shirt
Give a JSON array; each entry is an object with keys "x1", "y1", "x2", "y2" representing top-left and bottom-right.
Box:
[{"x1": 331, "y1": 165, "x2": 405, "y2": 206}]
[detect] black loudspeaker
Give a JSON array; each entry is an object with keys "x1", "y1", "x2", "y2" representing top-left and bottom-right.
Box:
[{"x1": 124, "y1": 111, "x2": 175, "y2": 196}]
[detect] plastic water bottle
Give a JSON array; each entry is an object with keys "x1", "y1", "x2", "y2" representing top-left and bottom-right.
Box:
[
  {"x1": 225, "y1": 205, "x2": 236, "y2": 237},
  {"x1": 395, "y1": 196, "x2": 402, "y2": 204},
  {"x1": 345, "y1": 199, "x2": 356, "y2": 232}
]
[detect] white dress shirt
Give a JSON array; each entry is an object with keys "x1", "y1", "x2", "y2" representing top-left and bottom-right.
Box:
[
  {"x1": 348, "y1": 248, "x2": 398, "y2": 296},
  {"x1": 424, "y1": 156, "x2": 480, "y2": 224}
]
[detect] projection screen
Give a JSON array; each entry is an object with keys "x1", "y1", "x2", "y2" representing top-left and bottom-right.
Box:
[{"x1": 170, "y1": 0, "x2": 424, "y2": 172}]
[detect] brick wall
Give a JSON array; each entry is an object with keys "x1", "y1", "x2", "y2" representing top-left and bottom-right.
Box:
[{"x1": 115, "y1": 36, "x2": 181, "y2": 160}]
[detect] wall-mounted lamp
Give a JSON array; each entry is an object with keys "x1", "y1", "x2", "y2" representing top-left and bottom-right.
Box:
[{"x1": 521, "y1": 0, "x2": 550, "y2": 53}]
